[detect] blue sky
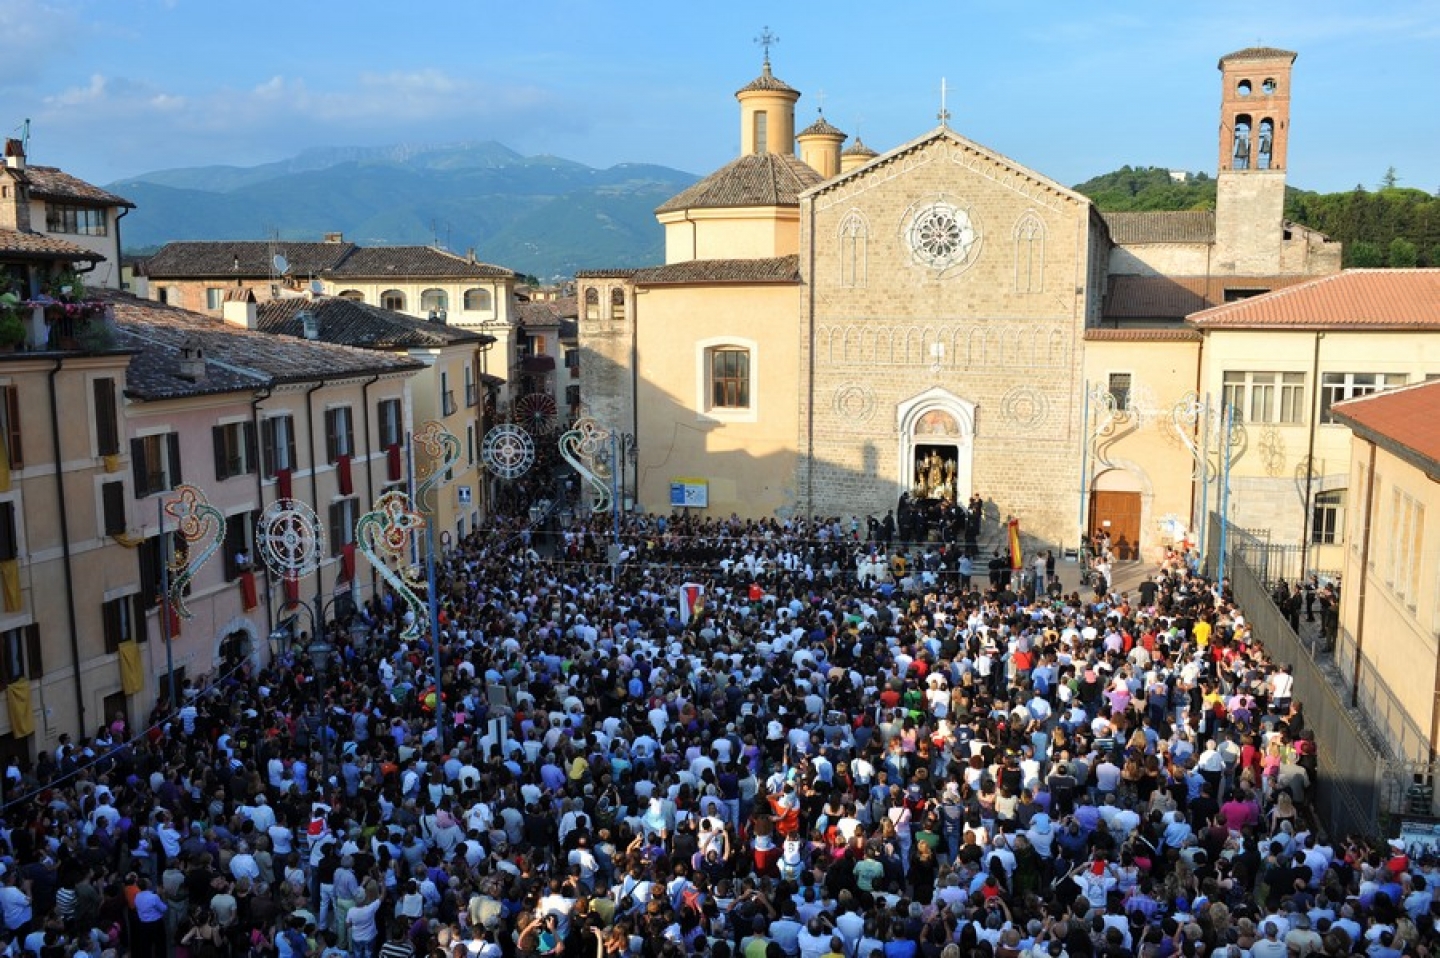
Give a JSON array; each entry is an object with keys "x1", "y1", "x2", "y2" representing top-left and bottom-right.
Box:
[{"x1": 2, "y1": 0, "x2": 1437, "y2": 194}]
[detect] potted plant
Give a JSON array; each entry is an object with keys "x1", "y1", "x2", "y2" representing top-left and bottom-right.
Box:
[{"x1": 0, "y1": 293, "x2": 25, "y2": 351}]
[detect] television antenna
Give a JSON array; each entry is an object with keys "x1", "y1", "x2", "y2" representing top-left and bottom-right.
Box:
[{"x1": 272, "y1": 253, "x2": 290, "y2": 275}]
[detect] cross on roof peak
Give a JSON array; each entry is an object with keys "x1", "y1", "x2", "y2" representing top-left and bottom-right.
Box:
[{"x1": 755, "y1": 26, "x2": 779, "y2": 66}]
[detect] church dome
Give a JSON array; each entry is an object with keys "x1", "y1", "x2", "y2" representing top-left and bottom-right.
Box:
[
  {"x1": 841, "y1": 137, "x2": 878, "y2": 158},
  {"x1": 656, "y1": 153, "x2": 824, "y2": 214},
  {"x1": 797, "y1": 114, "x2": 846, "y2": 139},
  {"x1": 735, "y1": 61, "x2": 798, "y2": 95}
]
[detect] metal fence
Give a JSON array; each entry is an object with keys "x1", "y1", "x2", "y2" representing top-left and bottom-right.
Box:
[{"x1": 1209, "y1": 514, "x2": 1436, "y2": 837}]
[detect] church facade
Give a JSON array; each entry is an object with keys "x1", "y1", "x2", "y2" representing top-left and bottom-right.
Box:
[{"x1": 578, "y1": 47, "x2": 1350, "y2": 558}]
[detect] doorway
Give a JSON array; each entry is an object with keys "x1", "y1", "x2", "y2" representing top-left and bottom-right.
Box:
[
  {"x1": 1089, "y1": 491, "x2": 1142, "y2": 560},
  {"x1": 897, "y1": 390, "x2": 975, "y2": 506}
]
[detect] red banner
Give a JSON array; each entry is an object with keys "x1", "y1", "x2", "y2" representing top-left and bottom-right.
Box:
[
  {"x1": 284, "y1": 577, "x2": 299, "y2": 605},
  {"x1": 338, "y1": 454, "x2": 353, "y2": 495},
  {"x1": 277, "y1": 468, "x2": 293, "y2": 499},
  {"x1": 387, "y1": 444, "x2": 403, "y2": 482},
  {"x1": 340, "y1": 543, "x2": 356, "y2": 582},
  {"x1": 239, "y1": 571, "x2": 258, "y2": 611}
]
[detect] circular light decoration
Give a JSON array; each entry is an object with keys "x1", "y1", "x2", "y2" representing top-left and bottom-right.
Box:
[
  {"x1": 514, "y1": 392, "x2": 558, "y2": 434},
  {"x1": 482, "y1": 424, "x2": 536, "y2": 480},
  {"x1": 905, "y1": 198, "x2": 980, "y2": 273},
  {"x1": 257, "y1": 498, "x2": 326, "y2": 578}
]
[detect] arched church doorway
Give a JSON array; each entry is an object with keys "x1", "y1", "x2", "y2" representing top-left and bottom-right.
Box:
[{"x1": 896, "y1": 388, "x2": 975, "y2": 508}]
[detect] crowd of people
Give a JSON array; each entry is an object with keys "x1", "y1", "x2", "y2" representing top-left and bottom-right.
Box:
[{"x1": 0, "y1": 501, "x2": 1432, "y2": 958}]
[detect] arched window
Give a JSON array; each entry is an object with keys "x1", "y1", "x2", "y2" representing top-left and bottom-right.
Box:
[
  {"x1": 709, "y1": 348, "x2": 750, "y2": 409},
  {"x1": 463, "y1": 288, "x2": 492, "y2": 311},
  {"x1": 420, "y1": 288, "x2": 448, "y2": 313},
  {"x1": 337, "y1": 290, "x2": 364, "y2": 302},
  {"x1": 754, "y1": 111, "x2": 769, "y2": 155},
  {"x1": 1013, "y1": 212, "x2": 1045, "y2": 293},
  {"x1": 1257, "y1": 118, "x2": 1275, "y2": 170},
  {"x1": 1232, "y1": 114, "x2": 1252, "y2": 170},
  {"x1": 584, "y1": 288, "x2": 600, "y2": 321},
  {"x1": 381, "y1": 289, "x2": 406, "y2": 311},
  {"x1": 610, "y1": 287, "x2": 626, "y2": 320},
  {"x1": 839, "y1": 211, "x2": 868, "y2": 287}
]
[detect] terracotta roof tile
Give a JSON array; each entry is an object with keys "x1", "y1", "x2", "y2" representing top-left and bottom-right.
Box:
[
  {"x1": 1219, "y1": 47, "x2": 1298, "y2": 65},
  {"x1": 632, "y1": 255, "x2": 800, "y2": 285},
  {"x1": 325, "y1": 245, "x2": 513, "y2": 279},
  {"x1": 1187, "y1": 269, "x2": 1440, "y2": 330},
  {"x1": 0, "y1": 228, "x2": 104, "y2": 261},
  {"x1": 656, "y1": 153, "x2": 823, "y2": 214},
  {"x1": 101, "y1": 291, "x2": 423, "y2": 400},
  {"x1": 574, "y1": 268, "x2": 638, "y2": 279},
  {"x1": 735, "y1": 63, "x2": 798, "y2": 95},
  {"x1": 24, "y1": 166, "x2": 133, "y2": 207},
  {"x1": 798, "y1": 114, "x2": 845, "y2": 139},
  {"x1": 255, "y1": 297, "x2": 489, "y2": 349},
  {"x1": 1102, "y1": 211, "x2": 1215, "y2": 245},
  {"x1": 1084, "y1": 327, "x2": 1203, "y2": 342},
  {"x1": 145, "y1": 241, "x2": 355, "y2": 278},
  {"x1": 1330, "y1": 380, "x2": 1440, "y2": 475},
  {"x1": 516, "y1": 301, "x2": 562, "y2": 328},
  {"x1": 841, "y1": 138, "x2": 879, "y2": 158},
  {"x1": 1104, "y1": 275, "x2": 1308, "y2": 320}
]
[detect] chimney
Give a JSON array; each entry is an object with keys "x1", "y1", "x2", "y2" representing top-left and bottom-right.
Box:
[
  {"x1": 298, "y1": 309, "x2": 320, "y2": 340},
  {"x1": 3, "y1": 139, "x2": 25, "y2": 171},
  {"x1": 221, "y1": 286, "x2": 258, "y2": 330},
  {"x1": 323, "y1": 231, "x2": 344, "y2": 243},
  {"x1": 177, "y1": 336, "x2": 206, "y2": 382},
  {"x1": 467, "y1": 247, "x2": 476, "y2": 263}
]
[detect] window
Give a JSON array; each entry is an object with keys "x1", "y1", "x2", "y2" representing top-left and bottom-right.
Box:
[
  {"x1": 1013, "y1": 212, "x2": 1045, "y2": 293},
  {"x1": 441, "y1": 372, "x2": 457, "y2": 417},
  {"x1": 329, "y1": 498, "x2": 359, "y2": 556},
  {"x1": 0, "y1": 385, "x2": 21, "y2": 470},
  {"x1": 45, "y1": 204, "x2": 107, "y2": 236},
  {"x1": 565, "y1": 384, "x2": 581, "y2": 411},
  {"x1": 261, "y1": 415, "x2": 297, "y2": 478},
  {"x1": 1, "y1": 625, "x2": 40, "y2": 682},
  {"x1": 211, "y1": 422, "x2": 257, "y2": 481},
  {"x1": 324, "y1": 407, "x2": 354, "y2": 463},
  {"x1": 161, "y1": 287, "x2": 179, "y2": 306},
  {"x1": 584, "y1": 288, "x2": 600, "y2": 321},
  {"x1": 380, "y1": 289, "x2": 406, "y2": 311},
  {"x1": 610, "y1": 287, "x2": 626, "y2": 321},
  {"x1": 1320, "y1": 372, "x2": 1407, "y2": 423},
  {"x1": 529, "y1": 335, "x2": 547, "y2": 355},
  {"x1": 130, "y1": 433, "x2": 182, "y2": 497},
  {"x1": 338, "y1": 290, "x2": 364, "y2": 302},
  {"x1": 466, "y1": 425, "x2": 475, "y2": 467},
  {"x1": 0, "y1": 502, "x2": 16, "y2": 561},
  {"x1": 93, "y1": 378, "x2": 120, "y2": 456},
  {"x1": 205, "y1": 288, "x2": 223, "y2": 310},
  {"x1": 839, "y1": 211, "x2": 868, "y2": 288},
  {"x1": 102, "y1": 595, "x2": 145, "y2": 653},
  {"x1": 421, "y1": 289, "x2": 448, "y2": 314},
  {"x1": 754, "y1": 111, "x2": 769, "y2": 154},
  {"x1": 138, "y1": 531, "x2": 186, "y2": 608},
  {"x1": 710, "y1": 348, "x2": 750, "y2": 409},
  {"x1": 222, "y1": 510, "x2": 259, "y2": 581},
  {"x1": 1107, "y1": 373, "x2": 1132, "y2": 412},
  {"x1": 1385, "y1": 488, "x2": 1424, "y2": 605},
  {"x1": 1311, "y1": 490, "x2": 1345, "y2": 545},
  {"x1": 377, "y1": 399, "x2": 402, "y2": 449},
  {"x1": 463, "y1": 288, "x2": 491, "y2": 311},
  {"x1": 565, "y1": 350, "x2": 580, "y2": 379},
  {"x1": 101, "y1": 481, "x2": 126, "y2": 537},
  {"x1": 1223, "y1": 288, "x2": 1268, "y2": 303},
  {"x1": 1222, "y1": 371, "x2": 1306, "y2": 424},
  {"x1": 465, "y1": 365, "x2": 478, "y2": 407}
]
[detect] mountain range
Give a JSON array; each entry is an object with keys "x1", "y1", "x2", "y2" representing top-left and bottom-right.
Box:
[{"x1": 109, "y1": 142, "x2": 699, "y2": 280}]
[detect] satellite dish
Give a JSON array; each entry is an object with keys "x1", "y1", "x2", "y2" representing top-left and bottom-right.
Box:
[
  {"x1": 273, "y1": 254, "x2": 290, "y2": 275},
  {"x1": 309, "y1": 279, "x2": 324, "y2": 295}
]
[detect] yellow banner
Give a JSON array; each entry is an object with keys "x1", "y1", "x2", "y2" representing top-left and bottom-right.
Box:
[
  {"x1": 0, "y1": 559, "x2": 19, "y2": 613},
  {"x1": 1008, "y1": 518, "x2": 1023, "y2": 571},
  {"x1": 0, "y1": 437, "x2": 9, "y2": 493},
  {"x1": 118, "y1": 640, "x2": 144, "y2": 695},
  {"x1": 6, "y1": 681, "x2": 33, "y2": 738}
]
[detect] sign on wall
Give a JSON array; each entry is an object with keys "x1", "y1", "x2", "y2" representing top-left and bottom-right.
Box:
[
  {"x1": 457, "y1": 485, "x2": 472, "y2": 505},
  {"x1": 669, "y1": 478, "x2": 708, "y2": 509}
]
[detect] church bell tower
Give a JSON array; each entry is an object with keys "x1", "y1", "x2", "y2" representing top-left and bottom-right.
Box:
[{"x1": 1214, "y1": 47, "x2": 1296, "y2": 274}]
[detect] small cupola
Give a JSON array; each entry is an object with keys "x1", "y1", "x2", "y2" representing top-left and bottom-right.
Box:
[
  {"x1": 177, "y1": 336, "x2": 206, "y2": 382},
  {"x1": 735, "y1": 53, "x2": 800, "y2": 158},
  {"x1": 797, "y1": 110, "x2": 847, "y2": 179}
]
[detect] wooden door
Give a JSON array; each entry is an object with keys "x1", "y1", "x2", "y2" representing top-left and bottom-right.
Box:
[{"x1": 1090, "y1": 491, "x2": 1142, "y2": 560}]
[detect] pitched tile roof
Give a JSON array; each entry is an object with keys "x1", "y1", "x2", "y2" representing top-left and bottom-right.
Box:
[
  {"x1": 1187, "y1": 269, "x2": 1440, "y2": 330},
  {"x1": 1330, "y1": 380, "x2": 1440, "y2": 476},
  {"x1": 0, "y1": 228, "x2": 104, "y2": 261},
  {"x1": 798, "y1": 114, "x2": 845, "y2": 139},
  {"x1": 656, "y1": 153, "x2": 824, "y2": 214},
  {"x1": 23, "y1": 166, "x2": 134, "y2": 207},
  {"x1": 101, "y1": 291, "x2": 423, "y2": 400},
  {"x1": 574, "y1": 268, "x2": 638, "y2": 279},
  {"x1": 632, "y1": 255, "x2": 801, "y2": 285},
  {"x1": 735, "y1": 63, "x2": 798, "y2": 95},
  {"x1": 516, "y1": 301, "x2": 563, "y2": 329},
  {"x1": 1084, "y1": 327, "x2": 1203, "y2": 342},
  {"x1": 1219, "y1": 47, "x2": 1298, "y2": 65},
  {"x1": 324, "y1": 245, "x2": 513, "y2": 279},
  {"x1": 255, "y1": 297, "x2": 490, "y2": 349},
  {"x1": 1102, "y1": 211, "x2": 1216, "y2": 245},
  {"x1": 1104, "y1": 275, "x2": 1309, "y2": 320},
  {"x1": 144, "y1": 241, "x2": 355, "y2": 278}
]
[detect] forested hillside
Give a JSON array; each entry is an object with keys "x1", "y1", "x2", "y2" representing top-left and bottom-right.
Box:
[{"x1": 1075, "y1": 166, "x2": 1440, "y2": 267}]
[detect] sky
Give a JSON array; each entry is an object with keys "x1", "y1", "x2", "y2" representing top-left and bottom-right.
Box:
[{"x1": 2, "y1": 0, "x2": 1437, "y2": 195}]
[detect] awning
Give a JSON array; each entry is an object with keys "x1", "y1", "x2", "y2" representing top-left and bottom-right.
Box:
[{"x1": 522, "y1": 355, "x2": 556, "y2": 373}]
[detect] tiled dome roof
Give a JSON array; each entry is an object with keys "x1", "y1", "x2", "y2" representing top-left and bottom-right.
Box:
[
  {"x1": 736, "y1": 62, "x2": 798, "y2": 95},
  {"x1": 841, "y1": 137, "x2": 879, "y2": 158},
  {"x1": 656, "y1": 153, "x2": 824, "y2": 214},
  {"x1": 798, "y1": 113, "x2": 846, "y2": 139},
  {"x1": 1219, "y1": 47, "x2": 1297, "y2": 64}
]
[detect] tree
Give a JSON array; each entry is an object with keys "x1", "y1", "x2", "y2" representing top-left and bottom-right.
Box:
[
  {"x1": 1348, "y1": 241, "x2": 1384, "y2": 267},
  {"x1": 1381, "y1": 166, "x2": 1399, "y2": 190},
  {"x1": 1388, "y1": 237, "x2": 1419, "y2": 267}
]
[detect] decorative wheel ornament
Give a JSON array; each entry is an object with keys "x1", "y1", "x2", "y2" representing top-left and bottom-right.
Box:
[
  {"x1": 514, "y1": 393, "x2": 558, "y2": 434},
  {"x1": 482, "y1": 424, "x2": 536, "y2": 479},
  {"x1": 905, "y1": 198, "x2": 979, "y2": 272},
  {"x1": 257, "y1": 498, "x2": 326, "y2": 579},
  {"x1": 163, "y1": 484, "x2": 226, "y2": 619}
]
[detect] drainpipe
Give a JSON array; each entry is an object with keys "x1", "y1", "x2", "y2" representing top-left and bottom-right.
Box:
[
  {"x1": 304, "y1": 382, "x2": 324, "y2": 611},
  {"x1": 48, "y1": 359, "x2": 86, "y2": 735},
  {"x1": 1351, "y1": 440, "x2": 1376, "y2": 708},
  {"x1": 360, "y1": 373, "x2": 380, "y2": 599},
  {"x1": 1187, "y1": 334, "x2": 1205, "y2": 536},
  {"x1": 249, "y1": 387, "x2": 274, "y2": 638},
  {"x1": 114, "y1": 206, "x2": 131, "y2": 291},
  {"x1": 805, "y1": 198, "x2": 817, "y2": 513},
  {"x1": 1299, "y1": 331, "x2": 1324, "y2": 578},
  {"x1": 630, "y1": 290, "x2": 640, "y2": 508}
]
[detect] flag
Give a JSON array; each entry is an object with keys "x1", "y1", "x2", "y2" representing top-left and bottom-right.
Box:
[
  {"x1": 118, "y1": 640, "x2": 144, "y2": 695},
  {"x1": 0, "y1": 559, "x2": 19, "y2": 613},
  {"x1": 1008, "y1": 518, "x2": 1023, "y2": 572},
  {"x1": 239, "y1": 571, "x2": 258, "y2": 611},
  {"x1": 6, "y1": 680, "x2": 33, "y2": 738},
  {"x1": 678, "y1": 582, "x2": 704, "y2": 625}
]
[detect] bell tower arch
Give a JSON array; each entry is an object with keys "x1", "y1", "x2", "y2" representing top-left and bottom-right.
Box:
[{"x1": 1214, "y1": 47, "x2": 1296, "y2": 274}]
